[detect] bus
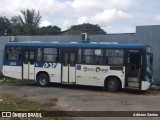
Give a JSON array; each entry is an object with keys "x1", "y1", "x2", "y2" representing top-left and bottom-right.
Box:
[{"x1": 2, "y1": 42, "x2": 153, "y2": 92}]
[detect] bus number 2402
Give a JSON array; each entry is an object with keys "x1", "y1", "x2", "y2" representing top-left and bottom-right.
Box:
[{"x1": 10, "y1": 62, "x2": 16, "y2": 66}]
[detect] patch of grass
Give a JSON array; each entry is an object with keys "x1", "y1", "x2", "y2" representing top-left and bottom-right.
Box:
[
  {"x1": 0, "y1": 77, "x2": 36, "y2": 84},
  {"x1": 0, "y1": 95, "x2": 72, "y2": 120},
  {"x1": 0, "y1": 72, "x2": 4, "y2": 79},
  {"x1": 0, "y1": 95, "x2": 48, "y2": 111},
  {"x1": 0, "y1": 72, "x2": 37, "y2": 85}
]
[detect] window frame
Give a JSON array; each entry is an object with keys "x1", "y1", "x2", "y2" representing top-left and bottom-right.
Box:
[
  {"x1": 82, "y1": 48, "x2": 94, "y2": 64},
  {"x1": 37, "y1": 47, "x2": 60, "y2": 63},
  {"x1": 6, "y1": 46, "x2": 21, "y2": 61},
  {"x1": 81, "y1": 48, "x2": 105, "y2": 65},
  {"x1": 105, "y1": 49, "x2": 124, "y2": 66}
]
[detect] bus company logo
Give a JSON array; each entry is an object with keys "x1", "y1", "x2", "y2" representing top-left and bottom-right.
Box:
[
  {"x1": 95, "y1": 67, "x2": 108, "y2": 73},
  {"x1": 83, "y1": 67, "x2": 87, "y2": 71},
  {"x1": 101, "y1": 69, "x2": 108, "y2": 73},
  {"x1": 95, "y1": 67, "x2": 101, "y2": 72},
  {"x1": 83, "y1": 67, "x2": 94, "y2": 72},
  {"x1": 43, "y1": 63, "x2": 57, "y2": 68},
  {"x1": 2, "y1": 112, "x2": 11, "y2": 117},
  {"x1": 2, "y1": 112, "x2": 42, "y2": 118}
]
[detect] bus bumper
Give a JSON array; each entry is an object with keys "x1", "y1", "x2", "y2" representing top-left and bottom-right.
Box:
[{"x1": 141, "y1": 81, "x2": 151, "y2": 90}]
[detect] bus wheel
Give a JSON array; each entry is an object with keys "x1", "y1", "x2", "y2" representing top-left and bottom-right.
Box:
[
  {"x1": 105, "y1": 77, "x2": 121, "y2": 92},
  {"x1": 37, "y1": 73, "x2": 50, "y2": 87}
]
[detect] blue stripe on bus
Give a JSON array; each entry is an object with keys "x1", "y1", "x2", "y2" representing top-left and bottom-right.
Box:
[
  {"x1": 4, "y1": 42, "x2": 147, "y2": 49},
  {"x1": 3, "y1": 60, "x2": 22, "y2": 66}
]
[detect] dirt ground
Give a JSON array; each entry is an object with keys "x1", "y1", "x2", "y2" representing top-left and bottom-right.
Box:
[{"x1": 0, "y1": 81, "x2": 160, "y2": 120}]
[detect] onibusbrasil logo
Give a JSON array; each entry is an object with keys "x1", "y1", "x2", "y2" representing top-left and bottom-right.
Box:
[{"x1": 95, "y1": 67, "x2": 101, "y2": 72}]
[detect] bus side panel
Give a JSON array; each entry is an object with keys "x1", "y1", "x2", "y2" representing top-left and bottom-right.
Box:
[
  {"x1": 76, "y1": 65, "x2": 95, "y2": 86},
  {"x1": 35, "y1": 62, "x2": 61, "y2": 83},
  {"x1": 2, "y1": 65, "x2": 22, "y2": 79},
  {"x1": 76, "y1": 65, "x2": 125, "y2": 87}
]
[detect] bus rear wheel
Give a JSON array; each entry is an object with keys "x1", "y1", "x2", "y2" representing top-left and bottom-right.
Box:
[
  {"x1": 105, "y1": 77, "x2": 121, "y2": 92},
  {"x1": 37, "y1": 73, "x2": 50, "y2": 87}
]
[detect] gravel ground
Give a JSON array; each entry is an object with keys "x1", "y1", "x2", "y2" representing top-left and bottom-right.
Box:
[{"x1": 0, "y1": 81, "x2": 160, "y2": 120}]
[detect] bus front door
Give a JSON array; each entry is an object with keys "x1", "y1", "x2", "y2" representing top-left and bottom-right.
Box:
[
  {"x1": 126, "y1": 53, "x2": 142, "y2": 88},
  {"x1": 62, "y1": 52, "x2": 76, "y2": 83},
  {"x1": 23, "y1": 50, "x2": 35, "y2": 80}
]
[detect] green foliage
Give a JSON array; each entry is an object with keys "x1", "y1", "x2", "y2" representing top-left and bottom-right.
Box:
[
  {"x1": 39, "y1": 25, "x2": 61, "y2": 35},
  {"x1": 69, "y1": 23, "x2": 107, "y2": 35},
  {"x1": 0, "y1": 16, "x2": 12, "y2": 35},
  {"x1": 0, "y1": 72, "x2": 4, "y2": 78},
  {"x1": 11, "y1": 9, "x2": 42, "y2": 35}
]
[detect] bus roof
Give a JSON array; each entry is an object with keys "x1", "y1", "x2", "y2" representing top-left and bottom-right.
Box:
[{"x1": 5, "y1": 42, "x2": 148, "y2": 49}]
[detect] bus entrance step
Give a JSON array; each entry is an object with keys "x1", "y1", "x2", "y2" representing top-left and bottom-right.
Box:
[
  {"x1": 125, "y1": 87, "x2": 140, "y2": 90},
  {"x1": 62, "y1": 82, "x2": 76, "y2": 84}
]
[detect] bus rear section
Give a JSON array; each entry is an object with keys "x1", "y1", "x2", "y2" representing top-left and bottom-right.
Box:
[{"x1": 2, "y1": 46, "x2": 22, "y2": 79}]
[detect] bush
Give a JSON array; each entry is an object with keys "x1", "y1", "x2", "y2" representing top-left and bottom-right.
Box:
[{"x1": 0, "y1": 72, "x2": 4, "y2": 78}]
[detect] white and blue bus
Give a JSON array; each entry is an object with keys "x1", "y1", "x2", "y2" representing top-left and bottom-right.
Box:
[{"x1": 2, "y1": 42, "x2": 153, "y2": 91}]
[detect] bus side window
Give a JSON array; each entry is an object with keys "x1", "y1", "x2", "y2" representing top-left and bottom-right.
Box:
[
  {"x1": 94, "y1": 49, "x2": 103, "y2": 64},
  {"x1": 105, "y1": 57, "x2": 108, "y2": 64},
  {"x1": 6, "y1": 47, "x2": 21, "y2": 61},
  {"x1": 83, "y1": 49, "x2": 94, "y2": 64},
  {"x1": 30, "y1": 51, "x2": 35, "y2": 64},
  {"x1": 105, "y1": 49, "x2": 124, "y2": 65},
  {"x1": 43, "y1": 48, "x2": 58, "y2": 62},
  {"x1": 37, "y1": 48, "x2": 42, "y2": 61},
  {"x1": 70, "y1": 53, "x2": 76, "y2": 66},
  {"x1": 78, "y1": 49, "x2": 82, "y2": 63}
]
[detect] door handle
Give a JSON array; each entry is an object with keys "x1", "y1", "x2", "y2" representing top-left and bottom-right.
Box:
[
  {"x1": 77, "y1": 76, "x2": 82, "y2": 77},
  {"x1": 93, "y1": 77, "x2": 97, "y2": 78}
]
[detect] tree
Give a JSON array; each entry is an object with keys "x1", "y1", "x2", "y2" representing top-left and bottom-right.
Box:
[
  {"x1": 11, "y1": 9, "x2": 42, "y2": 35},
  {"x1": 39, "y1": 25, "x2": 61, "y2": 35},
  {"x1": 69, "y1": 23, "x2": 107, "y2": 35},
  {"x1": 0, "y1": 16, "x2": 12, "y2": 35}
]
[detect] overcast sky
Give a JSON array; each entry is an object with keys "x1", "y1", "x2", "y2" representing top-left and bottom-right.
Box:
[{"x1": 0, "y1": 0, "x2": 160, "y2": 33}]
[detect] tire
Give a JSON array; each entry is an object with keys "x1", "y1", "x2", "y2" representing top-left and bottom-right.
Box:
[
  {"x1": 105, "y1": 77, "x2": 121, "y2": 92},
  {"x1": 37, "y1": 73, "x2": 50, "y2": 87}
]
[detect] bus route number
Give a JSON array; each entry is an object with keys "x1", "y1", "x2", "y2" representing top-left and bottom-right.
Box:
[{"x1": 10, "y1": 62, "x2": 16, "y2": 66}]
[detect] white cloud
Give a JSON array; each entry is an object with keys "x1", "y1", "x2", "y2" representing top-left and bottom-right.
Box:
[
  {"x1": 94, "y1": 9, "x2": 132, "y2": 25},
  {"x1": 62, "y1": 20, "x2": 73, "y2": 30},
  {"x1": 37, "y1": 0, "x2": 72, "y2": 16},
  {"x1": 1, "y1": 0, "x2": 160, "y2": 33},
  {"x1": 72, "y1": 0, "x2": 132, "y2": 15},
  {"x1": 76, "y1": 9, "x2": 132, "y2": 27},
  {"x1": 154, "y1": 15, "x2": 160, "y2": 21},
  {"x1": 72, "y1": 0, "x2": 101, "y2": 15},
  {"x1": 104, "y1": 26, "x2": 135, "y2": 33},
  {"x1": 0, "y1": 0, "x2": 72, "y2": 18},
  {"x1": 40, "y1": 20, "x2": 52, "y2": 27},
  {"x1": 106, "y1": 0, "x2": 132, "y2": 9},
  {"x1": 77, "y1": 17, "x2": 88, "y2": 24}
]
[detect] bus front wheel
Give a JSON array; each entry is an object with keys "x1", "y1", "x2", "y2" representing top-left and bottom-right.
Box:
[
  {"x1": 105, "y1": 77, "x2": 121, "y2": 92},
  {"x1": 37, "y1": 73, "x2": 50, "y2": 87}
]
